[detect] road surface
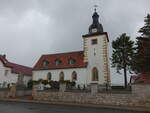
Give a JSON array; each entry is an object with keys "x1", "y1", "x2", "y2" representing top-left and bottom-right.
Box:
[{"x1": 0, "y1": 101, "x2": 148, "y2": 113}]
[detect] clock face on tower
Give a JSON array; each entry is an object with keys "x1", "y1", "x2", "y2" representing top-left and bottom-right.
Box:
[{"x1": 92, "y1": 28, "x2": 97, "y2": 33}]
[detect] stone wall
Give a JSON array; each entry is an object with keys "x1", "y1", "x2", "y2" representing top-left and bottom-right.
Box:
[
  {"x1": 33, "y1": 91, "x2": 136, "y2": 106},
  {"x1": 0, "y1": 90, "x2": 10, "y2": 98},
  {"x1": 0, "y1": 84, "x2": 32, "y2": 98},
  {"x1": 0, "y1": 85, "x2": 16, "y2": 98},
  {"x1": 16, "y1": 90, "x2": 32, "y2": 97},
  {"x1": 33, "y1": 84, "x2": 150, "y2": 106},
  {"x1": 132, "y1": 84, "x2": 150, "y2": 97}
]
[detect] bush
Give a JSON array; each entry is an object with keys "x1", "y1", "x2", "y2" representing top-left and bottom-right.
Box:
[
  {"x1": 49, "y1": 81, "x2": 59, "y2": 89},
  {"x1": 59, "y1": 80, "x2": 70, "y2": 83},
  {"x1": 27, "y1": 80, "x2": 32, "y2": 89},
  {"x1": 38, "y1": 79, "x2": 43, "y2": 83},
  {"x1": 27, "y1": 80, "x2": 39, "y2": 89},
  {"x1": 70, "y1": 81, "x2": 76, "y2": 87},
  {"x1": 41, "y1": 80, "x2": 48, "y2": 85},
  {"x1": 58, "y1": 80, "x2": 76, "y2": 89}
]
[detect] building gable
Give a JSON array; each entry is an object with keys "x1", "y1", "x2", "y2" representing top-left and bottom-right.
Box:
[{"x1": 0, "y1": 55, "x2": 32, "y2": 76}]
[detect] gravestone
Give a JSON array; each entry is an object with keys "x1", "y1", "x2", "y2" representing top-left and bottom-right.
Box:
[
  {"x1": 91, "y1": 82, "x2": 98, "y2": 94},
  {"x1": 59, "y1": 83, "x2": 66, "y2": 92}
]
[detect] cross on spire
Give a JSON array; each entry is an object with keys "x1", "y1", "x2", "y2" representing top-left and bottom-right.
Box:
[{"x1": 94, "y1": 5, "x2": 98, "y2": 12}]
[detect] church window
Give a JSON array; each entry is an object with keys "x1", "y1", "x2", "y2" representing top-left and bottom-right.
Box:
[
  {"x1": 59, "y1": 72, "x2": 64, "y2": 81},
  {"x1": 47, "y1": 72, "x2": 52, "y2": 81},
  {"x1": 69, "y1": 59, "x2": 76, "y2": 65},
  {"x1": 72, "y1": 71, "x2": 77, "y2": 81},
  {"x1": 92, "y1": 67, "x2": 98, "y2": 81},
  {"x1": 43, "y1": 60, "x2": 49, "y2": 67},
  {"x1": 91, "y1": 39, "x2": 97, "y2": 45},
  {"x1": 55, "y1": 60, "x2": 62, "y2": 66}
]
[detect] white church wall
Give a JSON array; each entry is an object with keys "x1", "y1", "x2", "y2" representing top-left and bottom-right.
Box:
[
  {"x1": 84, "y1": 34, "x2": 109, "y2": 85},
  {"x1": 33, "y1": 68, "x2": 87, "y2": 85}
]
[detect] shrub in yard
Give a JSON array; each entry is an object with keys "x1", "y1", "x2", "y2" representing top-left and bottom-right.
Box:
[
  {"x1": 27, "y1": 80, "x2": 32, "y2": 89},
  {"x1": 59, "y1": 80, "x2": 76, "y2": 89},
  {"x1": 59, "y1": 80, "x2": 70, "y2": 84},
  {"x1": 27, "y1": 80, "x2": 39, "y2": 89},
  {"x1": 49, "y1": 81, "x2": 59, "y2": 89},
  {"x1": 41, "y1": 80, "x2": 48, "y2": 85},
  {"x1": 70, "y1": 81, "x2": 76, "y2": 87},
  {"x1": 38, "y1": 79, "x2": 43, "y2": 83}
]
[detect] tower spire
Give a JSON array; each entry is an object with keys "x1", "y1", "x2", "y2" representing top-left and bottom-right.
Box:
[{"x1": 88, "y1": 5, "x2": 103, "y2": 34}]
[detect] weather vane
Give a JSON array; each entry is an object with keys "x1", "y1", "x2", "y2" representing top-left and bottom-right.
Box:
[{"x1": 94, "y1": 5, "x2": 98, "y2": 12}]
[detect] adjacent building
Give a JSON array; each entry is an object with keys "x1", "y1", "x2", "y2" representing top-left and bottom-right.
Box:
[{"x1": 0, "y1": 55, "x2": 32, "y2": 88}]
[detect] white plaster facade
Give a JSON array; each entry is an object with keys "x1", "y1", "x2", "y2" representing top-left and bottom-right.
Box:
[
  {"x1": 33, "y1": 68, "x2": 87, "y2": 85},
  {"x1": 0, "y1": 60, "x2": 31, "y2": 88}
]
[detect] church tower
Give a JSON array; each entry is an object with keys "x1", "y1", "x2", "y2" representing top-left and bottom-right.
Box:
[{"x1": 82, "y1": 9, "x2": 110, "y2": 87}]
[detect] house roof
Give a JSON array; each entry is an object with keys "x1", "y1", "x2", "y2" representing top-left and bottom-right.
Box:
[
  {"x1": 33, "y1": 51, "x2": 88, "y2": 70},
  {"x1": 0, "y1": 55, "x2": 32, "y2": 76},
  {"x1": 130, "y1": 73, "x2": 150, "y2": 84},
  {"x1": 138, "y1": 73, "x2": 150, "y2": 83}
]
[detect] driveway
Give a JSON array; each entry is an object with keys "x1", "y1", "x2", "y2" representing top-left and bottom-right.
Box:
[{"x1": 0, "y1": 101, "x2": 148, "y2": 113}]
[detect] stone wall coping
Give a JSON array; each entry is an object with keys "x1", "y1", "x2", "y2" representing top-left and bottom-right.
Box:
[{"x1": 132, "y1": 83, "x2": 150, "y2": 85}]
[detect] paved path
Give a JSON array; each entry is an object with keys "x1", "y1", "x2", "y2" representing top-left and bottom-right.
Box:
[{"x1": 0, "y1": 101, "x2": 148, "y2": 113}]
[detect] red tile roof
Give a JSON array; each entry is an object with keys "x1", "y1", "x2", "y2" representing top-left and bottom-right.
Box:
[
  {"x1": 0, "y1": 55, "x2": 32, "y2": 76},
  {"x1": 130, "y1": 73, "x2": 150, "y2": 84},
  {"x1": 138, "y1": 73, "x2": 150, "y2": 83},
  {"x1": 33, "y1": 51, "x2": 87, "y2": 70}
]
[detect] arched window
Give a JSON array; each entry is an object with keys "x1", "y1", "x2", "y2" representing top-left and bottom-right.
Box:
[
  {"x1": 59, "y1": 71, "x2": 64, "y2": 81},
  {"x1": 72, "y1": 71, "x2": 77, "y2": 81},
  {"x1": 47, "y1": 72, "x2": 52, "y2": 81},
  {"x1": 92, "y1": 67, "x2": 98, "y2": 81}
]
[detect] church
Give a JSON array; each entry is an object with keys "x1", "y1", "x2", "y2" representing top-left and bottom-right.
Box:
[{"x1": 33, "y1": 9, "x2": 110, "y2": 88}]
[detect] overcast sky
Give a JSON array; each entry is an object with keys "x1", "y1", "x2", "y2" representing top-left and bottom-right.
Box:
[{"x1": 0, "y1": 0, "x2": 150, "y2": 84}]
